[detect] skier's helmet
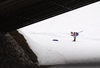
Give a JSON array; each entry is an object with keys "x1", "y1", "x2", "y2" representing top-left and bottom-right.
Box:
[{"x1": 71, "y1": 32, "x2": 73, "y2": 34}]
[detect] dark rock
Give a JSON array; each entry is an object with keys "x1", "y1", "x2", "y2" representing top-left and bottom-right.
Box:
[
  {"x1": 9, "y1": 30, "x2": 38, "y2": 64},
  {"x1": 0, "y1": 31, "x2": 38, "y2": 68}
]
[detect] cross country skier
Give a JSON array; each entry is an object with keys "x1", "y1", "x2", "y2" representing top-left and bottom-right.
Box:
[{"x1": 71, "y1": 32, "x2": 79, "y2": 42}]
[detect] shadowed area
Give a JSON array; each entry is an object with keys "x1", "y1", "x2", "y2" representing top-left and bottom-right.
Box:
[{"x1": 0, "y1": 0, "x2": 99, "y2": 32}]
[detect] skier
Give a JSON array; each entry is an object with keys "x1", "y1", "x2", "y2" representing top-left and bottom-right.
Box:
[{"x1": 71, "y1": 32, "x2": 79, "y2": 42}]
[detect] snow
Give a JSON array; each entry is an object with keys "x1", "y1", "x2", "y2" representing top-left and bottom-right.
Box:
[{"x1": 18, "y1": 1, "x2": 100, "y2": 65}]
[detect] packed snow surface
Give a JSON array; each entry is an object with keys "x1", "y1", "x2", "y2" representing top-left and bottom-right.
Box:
[{"x1": 18, "y1": 1, "x2": 100, "y2": 65}]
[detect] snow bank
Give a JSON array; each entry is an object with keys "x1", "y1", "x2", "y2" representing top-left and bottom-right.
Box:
[{"x1": 18, "y1": 1, "x2": 100, "y2": 65}]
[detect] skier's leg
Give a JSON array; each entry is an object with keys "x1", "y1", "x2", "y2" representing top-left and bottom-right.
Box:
[{"x1": 74, "y1": 37, "x2": 76, "y2": 41}]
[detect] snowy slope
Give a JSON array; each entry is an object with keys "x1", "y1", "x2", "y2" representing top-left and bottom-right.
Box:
[{"x1": 18, "y1": 1, "x2": 100, "y2": 65}]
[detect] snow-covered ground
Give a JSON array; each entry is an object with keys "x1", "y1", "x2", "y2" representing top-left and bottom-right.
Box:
[{"x1": 18, "y1": 1, "x2": 100, "y2": 65}]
